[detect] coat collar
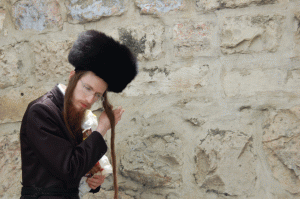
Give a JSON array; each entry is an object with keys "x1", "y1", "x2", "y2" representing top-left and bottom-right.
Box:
[{"x1": 50, "y1": 84, "x2": 65, "y2": 112}]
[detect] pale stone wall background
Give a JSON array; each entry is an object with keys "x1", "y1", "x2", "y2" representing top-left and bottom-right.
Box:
[{"x1": 1, "y1": 0, "x2": 300, "y2": 198}]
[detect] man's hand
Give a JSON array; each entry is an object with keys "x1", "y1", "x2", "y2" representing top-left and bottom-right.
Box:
[
  {"x1": 87, "y1": 174, "x2": 106, "y2": 190},
  {"x1": 96, "y1": 106, "x2": 125, "y2": 136}
]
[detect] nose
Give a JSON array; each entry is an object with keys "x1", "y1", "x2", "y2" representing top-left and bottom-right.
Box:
[{"x1": 86, "y1": 94, "x2": 95, "y2": 105}]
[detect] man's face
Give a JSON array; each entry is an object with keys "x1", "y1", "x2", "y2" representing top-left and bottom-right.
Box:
[{"x1": 71, "y1": 71, "x2": 108, "y2": 112}]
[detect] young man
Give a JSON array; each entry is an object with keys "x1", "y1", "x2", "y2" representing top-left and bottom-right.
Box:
[{"x1": 20, "y1": 30, "x2": 137, "y2": 198}]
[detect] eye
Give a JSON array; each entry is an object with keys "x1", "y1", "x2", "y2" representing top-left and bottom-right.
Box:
[{"x1": 85, "y1": 86, "x2": 92, "y2": 91}]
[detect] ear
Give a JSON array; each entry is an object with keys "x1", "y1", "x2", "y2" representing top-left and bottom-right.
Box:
[{"x1": 69, "y1": 70, "x2": 75, "y2": 81}]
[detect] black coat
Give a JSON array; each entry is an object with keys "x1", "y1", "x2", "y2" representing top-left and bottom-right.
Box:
[{"x1": 20, "y1": 85, "x2": 107, "y2": 198}]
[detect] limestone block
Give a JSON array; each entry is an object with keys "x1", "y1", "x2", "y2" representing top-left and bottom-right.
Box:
[
  {"x1": 0, "y1": 130, "x2": 22, "y2": 198},
  {"x1": 223, "y1": 69, "x2": 286, "y2": 97},
  {"x1": 221, "y1": 15, "x2": 284, "y2": 54},
  {"x1": 124, "y1": 63, "x2": 211, "y2": 96},
  {"x1": 66, "y1": 0, "x2": 126, "y2": 24},
  {"x1": 12, "y1": 0, "x2": 63, "y2": 31},
  {"x1": 286, "y1": 69, "x2": 300, "y2": 92},
  {"x1": 0, "y1": 44, "x2": 29, "y2": 89},
  {"x1": 0, "y1": 87, "x2": 49, "y2": 124},
  {"x1": 263, "y1": 108, "x2": 300, "y2": 194},
  {"x1": 195, "y1": 129, "x2": 256, "y2": 196},
  {"x1": 134, "y1": 0, "x2": 185, "y2": 15},
  {"x1": 196, "y1": 0, "x2": 277, "y2": 11},
  {"x1": 140, "y1": 192, "x2": 166, "y2": 199},
  {"x1": 0, "y1": 8, "x2": 5, "y2": 30},
  {"x1": 32, "y1": 40, "x2": 75, "y2": 83},
  {"x1": 173, "y1": 20, "x2": 215, "y2": 57},
  {"x1": 120, "y1": 133, "x2": 183, "y2": 188},
  {"x1": 294, "y1": 11, "x2": 300, "y2": 57},
  {"x1": 117, "y1": 24, "x2": 164, "y2": 61}
]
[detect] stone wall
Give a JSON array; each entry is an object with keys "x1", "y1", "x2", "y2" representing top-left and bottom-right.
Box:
[{"x1": 0, "y1": 0, "x2": 300, "y2": 198}]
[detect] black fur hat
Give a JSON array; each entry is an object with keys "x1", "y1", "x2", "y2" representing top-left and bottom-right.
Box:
[{"x1": 68, "y1": 30, "x2": 138, "y2": 93}]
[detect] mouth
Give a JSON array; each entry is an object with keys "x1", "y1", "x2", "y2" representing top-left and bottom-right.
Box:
[{"x1": 81, "y1": 103, "x2": 87, "y2": 108}]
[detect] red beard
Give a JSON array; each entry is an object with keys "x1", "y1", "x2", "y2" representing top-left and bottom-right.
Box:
[{"x1": 65, "y1": 101, "x2": 85, "y2": 145}]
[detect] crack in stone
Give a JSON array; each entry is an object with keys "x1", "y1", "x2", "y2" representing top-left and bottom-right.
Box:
[
  {"x1": 238, "y1": 136, "x2": 253, "y2": 159},
  {"x1": 239, "y1": 105, "x2": 251, "y2": 112},
  {"x1": 206, "y1": 189, "x2": 238, "y2": 197}
]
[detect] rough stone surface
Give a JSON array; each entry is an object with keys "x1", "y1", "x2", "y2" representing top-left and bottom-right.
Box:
[
  {"x1": 294, "y1": 11, "x2": 300, "y2": 57},
  {"x1": 32, "y1": 40, "x2": 75, "y2": 83},
  {"x1": 118, "y1": 24, "x2": 164, "y2": 61},
  {"x1": 120, "y1": 132, "x2": 183, "y2": 188},
  {"x1": 0, "y1": 8, "x2": 5, "y2": 30},
  {"x1": 221, "y1": 15, "x2": 284, "y2": 54},
  {"x1": 0, "y1": 87, "x2": 49, "y2": 124},
  {"x1": 263, "y1": 108, "x2": 300, "y2": 194},
  {"x1": 0, "y1": 129, "x2": 22, "y2": 198},
  {"x1": 0, "y1": 44, "x2": 29, "y2": 89},
  {"x1": 66, "y1": 0, "x2": 126, "y2": 24},
  {"x1": 286, "y1": 69, "x2": 300, "y2": 92},
  {"x1": 135, "y1": 0, "x2": 185, "y2": 15},
  {"x1": 173, "y1": 20, "x2": 215, "y2": 57},
  {"x1": 124, "y1": 61, "x2": 212, "y2": 96},
  {"x1": 195, "y1": 129, "x2": 256, "y2": 196},
  {"x1": 12, "y1": 0, "x2": 63, "y2": 31},
  {"x1": 196, "y1": 0, "x2": 277, "y2": 11},
  {"x1": 223, "y1": 68, "x2": 286, "y2": 97}
]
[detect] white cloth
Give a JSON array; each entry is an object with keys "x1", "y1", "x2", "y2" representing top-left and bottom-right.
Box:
[
  {"x1": 57, "y1": 84, "x2": 65, "y2": 95},
  {"x1": 82, "y1": 110, "x2": 98, "y2": 133}
]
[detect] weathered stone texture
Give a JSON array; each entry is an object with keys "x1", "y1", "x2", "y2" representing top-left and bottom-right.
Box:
[
  {"x1": 0, "y1": 8, "x2": 5, "y2": 30},
  {"x1": 173, "y1": 21, "x2": 215, "y2": 57},
  {"x1": 195, "y1": 129, "x2": 256, "y2": 196},
  {"x1": 118, "y1": 24, "x2": 164, "y2": 61},
  {"x1": 223, "y1": 69, "x2": 286, "y2": 97},
  {"x1": 12, "y1": 0, "x2": 63, "y2": 31},
  {"x1": 0, "y1": 44, "x2": 29, "y2": 89},
  {"x1": 33, "y1": 40, "x2": 75, "y2": 83},
  {"x1": 120, "y1": 132, "x2": 183, "y2": 188},
  {"x1": 196, "y1": 0, "x2": 277, "y2": 11},
  {"x1": 66, "y1": 0, "x2": 126, "y2": 24},
  {"x1": 294, "y1": 11, "x2": 300, "y2": 57},
  {"x1": 124, "y1": 62, "x2": 211, "y2": 96},
  {"x1": 0, "y1": 130, "x2": 21, "y2": 198},
  {"x1": 135, "y1": 0, "x2": 185, "y2": 15},
  {"x1": 263, "y1": 108, "x2": 300, "y2": 194},
  {"x1": 286, "y1": 69, "x2": 300, "y2": 92},
  {"x1": 0, "y1": 87, "x2": 49, "y2": 124},
  {"x1": 221, "y1": 15, "x2": 284, "y2": 54}
]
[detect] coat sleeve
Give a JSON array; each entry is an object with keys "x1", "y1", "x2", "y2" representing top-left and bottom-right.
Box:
[{"x1": 25, "y1": 103, "x2": 107, "y2": 183}]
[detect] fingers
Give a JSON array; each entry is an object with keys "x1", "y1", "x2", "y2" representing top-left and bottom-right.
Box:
[
  {"x1": 86, "y1": 175, "x2": 106, "y2": 189},
  {"x1": 113, "y1": 106, "x2": 125, "y2": 125},
  {"x1": 87, "y1": 178, "x2": 98, "y2": 189}
]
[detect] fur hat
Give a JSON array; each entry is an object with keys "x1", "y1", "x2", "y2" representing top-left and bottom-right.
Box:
[{"x1": 68, "y1": 30, "x2": 138, "y2": 93}]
